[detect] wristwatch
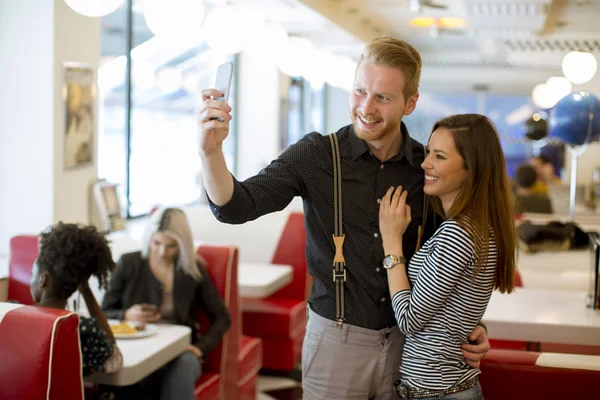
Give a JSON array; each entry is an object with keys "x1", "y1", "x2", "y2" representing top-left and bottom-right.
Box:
[{"x1": 383, "y1": 255, "x2": 406, "y2": 270}]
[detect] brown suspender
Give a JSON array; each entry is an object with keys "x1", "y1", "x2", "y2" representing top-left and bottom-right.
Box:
[
  {"x1": 329, "y1": 133, "x2": 346, "y2": 327},
  {"x1": 328, "y1": 136, "x2": 429, "y2": 328}
]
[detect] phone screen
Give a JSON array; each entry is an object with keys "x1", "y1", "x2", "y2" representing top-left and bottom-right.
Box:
[{"x1": 213, "y1": 62, "x2": 233, "y2": 103}]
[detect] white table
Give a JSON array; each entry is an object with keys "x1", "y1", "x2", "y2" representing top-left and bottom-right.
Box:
[
  {"x1": 85, "y1": 323, "x2": 191, "y2": 386},
  {"x1": 483, "y1": 288, "x2": 600, "y2": 346},
  {"x1": 239, "y1": 262, "x2": 293, "y2": 298}
]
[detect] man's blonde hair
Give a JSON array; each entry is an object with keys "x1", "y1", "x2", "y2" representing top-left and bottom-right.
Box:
[{"x1": 359, "y1": 36, "x2": 422, "y2": 99}]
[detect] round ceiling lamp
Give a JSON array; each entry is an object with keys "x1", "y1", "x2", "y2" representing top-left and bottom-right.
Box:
[
  {"x1": 532, "y1": 83, "x2": 557, "y2": 109},
  {"x1": 64, "y1": 0, "x2": 124, "y2": 17},
  {"x1": 545, "y1": 76, "x2": 572, "y2": 103},
  {"x1": 203, "y1": 3, "x2": 258, "y2": 55},
  {"x1": 275, "y1": 36, "x2": 315, "y2": 78},
  {"x1": 143, "y1": 0, "x2": 205, "y2": 40},
  {"x1": 562, "y1": 51, "x2": 598, "y2": 84},
  {"x1": 245, "y1": 22, "x2": 288, "y2": 62}
]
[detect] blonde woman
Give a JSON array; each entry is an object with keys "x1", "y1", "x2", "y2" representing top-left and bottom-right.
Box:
[{"x1": 102, "y1": 207, "x2": 231, "y2": 400}]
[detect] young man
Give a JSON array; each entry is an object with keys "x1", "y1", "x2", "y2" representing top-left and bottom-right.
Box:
[
  {"x1": 197, "y1": 37, "x2": 490, "y2": 399},
  {"x1": 514, "y1": 163, "x2": 554, "y2": 214}
]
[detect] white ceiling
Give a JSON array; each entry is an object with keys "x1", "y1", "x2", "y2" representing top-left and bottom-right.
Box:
[{"x1": 258, "y1": 0, "x2": 600, "y2": 93}]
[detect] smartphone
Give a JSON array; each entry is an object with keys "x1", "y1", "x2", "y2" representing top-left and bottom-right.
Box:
[
  {"x1": 140, "y1": 303, "x2": 157, "y2": 313},
  {"x1": 213, "y1": 62, "x2": 233, "y2": 103}
]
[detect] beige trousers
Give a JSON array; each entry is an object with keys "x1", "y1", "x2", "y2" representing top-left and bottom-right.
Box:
[{"x1": 302, "y1": 307, "x2": 405, "y2": 400}]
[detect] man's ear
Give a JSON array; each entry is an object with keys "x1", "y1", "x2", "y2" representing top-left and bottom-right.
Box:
[{"x1": 404, "y1": 92, "x2": 420, "y2": 116}]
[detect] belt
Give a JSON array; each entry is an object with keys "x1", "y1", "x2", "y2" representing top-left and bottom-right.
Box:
[{"x1": 394, "y1": 376, "x2": 478, "y2": 399}]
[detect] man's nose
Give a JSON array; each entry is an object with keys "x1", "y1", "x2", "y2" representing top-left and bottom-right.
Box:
[{"x1": 361, "y1": 96, "x2": 376, "y2": 113}]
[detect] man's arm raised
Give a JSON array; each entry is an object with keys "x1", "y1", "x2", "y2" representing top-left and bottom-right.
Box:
[{"x1": 197, "y1": 88, "x2": 234, "y2": 206}]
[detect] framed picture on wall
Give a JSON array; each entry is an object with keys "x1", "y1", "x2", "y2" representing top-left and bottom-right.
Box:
[
  {"x1": 93, "y1": 180, "x2": 126, "y2": 232},
  {"x1": 63, "y1": 62, "x2": 95, "y2": 170}
]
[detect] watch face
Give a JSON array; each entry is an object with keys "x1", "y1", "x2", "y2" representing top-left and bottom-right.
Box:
[{"x1": 384, "y1": 256, "x2": 394, "y2": 268}]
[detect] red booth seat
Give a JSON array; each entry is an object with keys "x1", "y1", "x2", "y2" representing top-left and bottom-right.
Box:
[
  {"x1": 197, "y1": 245, "x2": 263, "y2": 400},
  {"x1": 480, "y1": 349, "x2": 600, "y2": 399},
  {"x1": 0, "y1": 303, "x2": 83, "y2": 400},
  {"x1": 241, "y1": 212, "x2": 309, "y2": 371},
  {"x1": 196, "y1": 245, "x2": 240, "y2": 400},
  {"x1": 8, "y1": 235, "x2": 39, "y2": 304},
  {"x1": 238, "y1": 335, "x2": 263, "y2": 400}
]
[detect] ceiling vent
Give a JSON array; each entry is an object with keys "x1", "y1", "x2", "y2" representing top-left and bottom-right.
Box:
[
  {"x1": 466, "y1": 1, "x2": 546, "y2": 17},
  {"x1": 423, "y1": 59, "x2": 513, "y2": 69},
  {"x1": 504, "y1": 39, "x2": 600, "y2": 52}
]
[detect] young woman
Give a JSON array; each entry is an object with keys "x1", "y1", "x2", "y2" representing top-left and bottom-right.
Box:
[
  {"x1": 30, "y1": 223, "x2": 122, "y2": 376},
  {"x1": 102, "y1": 207, "x2": 231, "y2": 400},
  {"x1": 379, "y1": 114, "x2": 517, "y2": 399}
]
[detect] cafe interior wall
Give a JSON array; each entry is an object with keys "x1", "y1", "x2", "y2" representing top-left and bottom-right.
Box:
[{"x1": 0, "y1": 0, "x2": 100, "y2": 256}]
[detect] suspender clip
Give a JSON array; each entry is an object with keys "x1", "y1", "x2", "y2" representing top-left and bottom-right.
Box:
[{"x1": 333, "y1": 268, "x2": 346, "y2": 282}]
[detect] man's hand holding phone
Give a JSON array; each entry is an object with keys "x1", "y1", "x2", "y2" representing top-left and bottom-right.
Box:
[{"x1": 197, "y1": 62, "x2": 233, "y2": 158}]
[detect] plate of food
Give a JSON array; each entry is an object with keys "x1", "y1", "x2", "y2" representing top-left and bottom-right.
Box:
[{"x1": 109, "y1": 320, "x2": 158, "y2": 339}]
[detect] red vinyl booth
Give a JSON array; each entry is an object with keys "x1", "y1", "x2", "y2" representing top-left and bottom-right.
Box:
[
  {"x1": 0, "y1": 303, "x2": 83, "y2": 400},
  {"x1": 8, "y1": 235, "x2": 39, "y2": 304},
  {"x1": 479, "y1": 349, "x2": 600, "y2": 399},
  {"x1": 197, "y1": 245, "x2": 262, "y2": 400},
  {"x1": 241, "y1": 212, "x2": 309, "y2": 371}
]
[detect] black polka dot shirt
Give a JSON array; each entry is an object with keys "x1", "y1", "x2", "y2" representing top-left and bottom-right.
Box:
[
  {"x1": 210, "y1": 123, "x2": 435, "y2": 330},
  {"x1": 80, "y1": 316, "x2": 114, "y2": 375}
]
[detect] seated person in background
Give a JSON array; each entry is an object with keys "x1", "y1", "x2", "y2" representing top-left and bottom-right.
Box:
[
  {"x1": 530, "y1": 155, "x2": 561, "y2": 195},
  {"x1": 30, "y1": 223, "x2": 123, "y2": 376},
  {"x1": 102, "y1": 207, "x2": 231, "y2": 400},
  {"x1": 515, "y1": 163, "x2": 554, "y2": 214}
]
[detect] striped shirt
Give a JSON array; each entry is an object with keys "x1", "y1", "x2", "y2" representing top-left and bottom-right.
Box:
[{"x1": 391, "y1": 219, "x2": 497, "y2": 390}]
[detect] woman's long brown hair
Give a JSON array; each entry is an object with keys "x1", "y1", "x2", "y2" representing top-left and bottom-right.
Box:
[{"x1": 428, "y1": 114, "x2": 517, "y2": 293}]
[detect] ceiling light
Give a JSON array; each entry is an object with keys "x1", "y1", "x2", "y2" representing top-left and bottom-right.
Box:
[
  {"x1": 203, "y1": 3, "x2": 260, "y2": 55},
  {"x1": 410, "y1": 17, "x2": 435, "y2": 28},
  {"x1": 439, "y1": 17, "x2": 467, "y2": 29},
  {"x1": 245, "y1": 22, "x2": 288, "y2": 62},
  {"x1": 562, "y1": 51, "x2": 598, "y2": 84},
  {"x1": 64, "y1": 0, "x2": 124, "y2": 17},
  {"x1": 545, "y1": 76, "x2": 572, "y2": 102},
  {"x1": 276, "y1": 37, "x2": 314, "y2": 78},
  {"x1": 532, "y1": 83, "x2": 556, "y2": 109},
  {"x1": 143, "y1": 0, "x2": 204, "y2": 41}
]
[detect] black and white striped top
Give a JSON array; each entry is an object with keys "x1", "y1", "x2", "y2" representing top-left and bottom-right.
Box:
[{"x1": 391, "y1": 219, "x2": 497, "y2": 390}]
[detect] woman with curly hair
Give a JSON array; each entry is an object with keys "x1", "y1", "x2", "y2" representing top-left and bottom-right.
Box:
[{"x1": 30, "y1": 222, "x2": 122, "y2": 376}]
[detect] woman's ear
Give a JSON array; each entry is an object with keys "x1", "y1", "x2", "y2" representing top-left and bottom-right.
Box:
[{"x1": 37, "y1": 271, "x2": 50, "y2": 291}]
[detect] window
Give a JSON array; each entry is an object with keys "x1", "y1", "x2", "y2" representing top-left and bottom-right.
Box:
[{"x1": 98, "y1": 0, "x2": 237, "y2": 217}]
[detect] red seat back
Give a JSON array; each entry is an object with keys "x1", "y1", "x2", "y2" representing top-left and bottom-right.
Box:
[
  {"x1": 196, "y1": 245, "x2": 239, "y2": 400},
  {"x1": 8, "y1": 235, "x2": 39, "y2": 305},
  {"x1": 514, "y1": 269, "x2": 523, "y2": 288},
  {"x1": 270, "y1": 212, "x2": 309, "y2": 300},
  {"x1": 480, "y1": 349, "x2": 600, "y2": 400},
  {"x1": 0, "y1": 304, "x2": 83, "y2": 400}
]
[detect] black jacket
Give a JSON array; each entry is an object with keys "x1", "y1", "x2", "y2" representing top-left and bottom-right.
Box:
[{"x1": 101, "y1": 251, "x2": 231, "y2": 355}]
